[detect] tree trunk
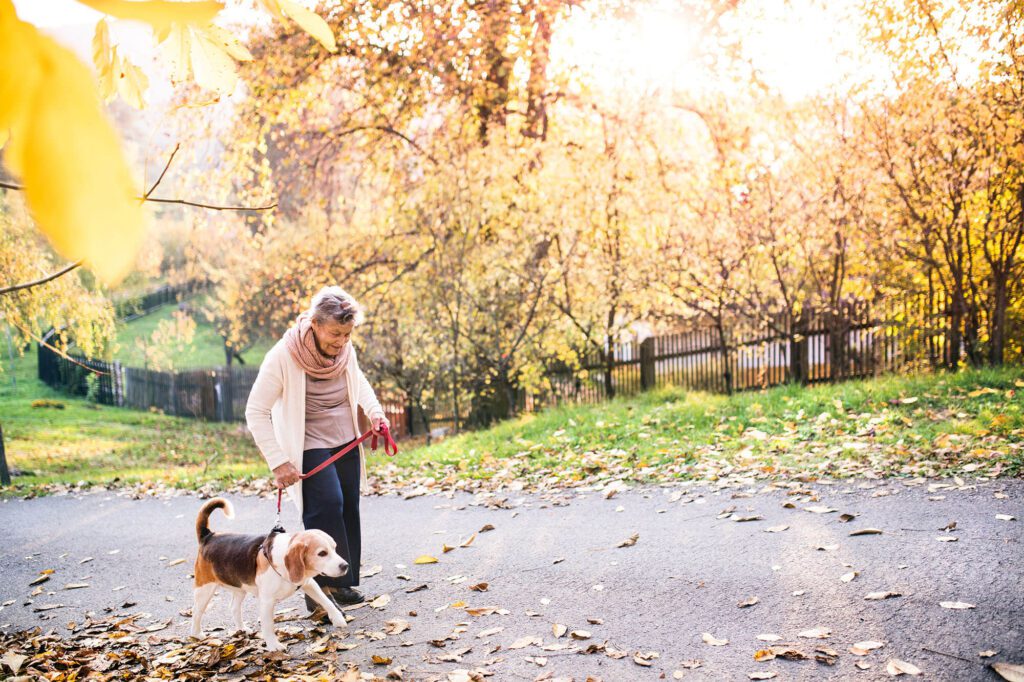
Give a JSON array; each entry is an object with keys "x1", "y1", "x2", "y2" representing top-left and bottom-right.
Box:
[
  {"x1": 988, "y1": 276, "x2": 1008, "y2": 366},
  {"x1": 0, "y1": 423, "x2": 11, "y2": 486}
]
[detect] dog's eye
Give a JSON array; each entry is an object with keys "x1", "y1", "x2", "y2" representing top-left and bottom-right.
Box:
[{"x1": 318, "y1": 550, "x2": 328, "y2": 557}]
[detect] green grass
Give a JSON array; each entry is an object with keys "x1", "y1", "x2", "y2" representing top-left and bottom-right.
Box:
[
  {"x1": 2, "y1": 341, "x2": 1022, "y2": 497},
  {"x1": 111, "y1": 296, "x2": 274, "y2": 369},
  {"x1": 0, "y1": 351, "x2": 267, "y2": 494},
  {"x1": 386, "y1": 366, "x2": 1024, "y2": 485}
]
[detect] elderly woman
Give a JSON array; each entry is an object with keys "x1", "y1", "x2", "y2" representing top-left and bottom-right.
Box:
[{"x1": 245, "y1": 287, "x2": 389, "y2": 609}]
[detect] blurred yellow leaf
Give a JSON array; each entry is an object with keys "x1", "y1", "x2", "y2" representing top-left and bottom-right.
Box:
[
  {"x1": 94, "y1": 19, "x2": 149, "y2": 108},
  {"x1": 77, "y1": 0, "x2": 222, "y2": 33},
  {"x1": 159, "y1": 23, "x2": 249, "y2": 94},
  {"x1": 414, "y1": 555, "x2": 438, "y2": 564},
  {"x1": 1, "y1": 3, "x2": 144, "y2": 284},
  {"x1": 259, "y1": 0, "x2": 337, "y2": 52}
]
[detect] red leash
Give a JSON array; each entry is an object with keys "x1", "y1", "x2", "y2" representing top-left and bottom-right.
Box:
[{"x1": 275, "y1": 424, "x2": 398, "y2": 517}]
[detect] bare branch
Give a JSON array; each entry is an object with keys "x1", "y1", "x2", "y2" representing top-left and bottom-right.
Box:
[{"x1": 0, "y1": 261, "x2": 82, "y2": 296}]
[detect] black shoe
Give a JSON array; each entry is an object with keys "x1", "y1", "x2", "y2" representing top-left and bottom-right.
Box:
[{"x1": 331, "y1": 587, "x2": 364, "y2": 605}]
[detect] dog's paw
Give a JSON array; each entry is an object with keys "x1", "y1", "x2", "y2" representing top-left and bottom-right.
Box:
[
  {"x1": 263, "y1": 639, "x2": 286, "y2": 653},
  {"x1": 328, "y1": 610, "x2": 347, "y2": 628}
]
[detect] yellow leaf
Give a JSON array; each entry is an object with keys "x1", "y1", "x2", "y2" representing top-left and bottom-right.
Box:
[
  {"x1": 160, "y1": 23, "x2": 192, "y2": 82},
  {"x1": 77, "y1": 0, "x2": 222, "y2": 34},
  {"x1": 259, "y1": 0, "x2": 337, "y2": 52},
  {"x1": 92, "y1": 19, "x2": 117, "y2": 101},
  {"x1": 414, "y1": 555, "x2": 438, "y2": 564},
  {"x1": 115, "y1": 54, "x2": 149, "y2": 109},
  {"x1": 2, "y1": 14, "x2": 144, "y2": 284},
  {"x1": 371, "y1": 654, "x2": 392, "y2": 665},
  {"x1": 203, "y1": 24, "x2": 253, "y2": 61},
  {"x1": 188, "y1": 26, "x2": 237, "y2": 94}
]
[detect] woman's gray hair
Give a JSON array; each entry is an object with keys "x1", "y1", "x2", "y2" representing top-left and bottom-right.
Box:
[{"x1": 308, "y1": 286, "x2": 364, "y2": 326}]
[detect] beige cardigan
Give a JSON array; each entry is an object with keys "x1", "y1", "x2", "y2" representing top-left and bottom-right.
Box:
[{"x1": 245, "y1": 339, "x2": 385, "y2": 514}]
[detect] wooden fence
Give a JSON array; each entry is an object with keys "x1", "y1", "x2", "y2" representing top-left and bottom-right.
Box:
[
  {"x1": 38, "y1": 291, "x2": 964, "y2": 434},
  {"x1": 534, "y1": 293, "x2": 958, "y2": 406}
]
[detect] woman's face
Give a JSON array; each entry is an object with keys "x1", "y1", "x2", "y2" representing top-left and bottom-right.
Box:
[{"x1": 311, "y1": 318, "x2": 354, "y2": 357}]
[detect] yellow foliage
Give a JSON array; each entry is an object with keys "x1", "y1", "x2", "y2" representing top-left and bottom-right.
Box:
[
  {"x1": 258, "y1": 0, "x2": 337, "y2": 53},
  {"x1": 0, "y1": 0, "x2": 144, "y2": 284},
  {"x1": 77, "y1": 0, "x2": 222, "y2": 32},
  {"x1": 93, "y1": 19, "x2": 149, "y2": 108}
]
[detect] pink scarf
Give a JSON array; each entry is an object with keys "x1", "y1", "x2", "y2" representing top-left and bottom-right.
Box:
[{"x1": 284, "y1": 312, "x2": 350, "y2": 380}]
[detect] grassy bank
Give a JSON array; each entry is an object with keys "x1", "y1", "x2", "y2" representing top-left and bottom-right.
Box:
[
  {"x1": 111, "y1": 295, "x2": 274, "y2": 369},
  {"x1": 383, "y1": 366, "x2": 1024, "y2": 488},
  {"x1": 2, "y1": 347, "x2": 1022, "y2": 496}
]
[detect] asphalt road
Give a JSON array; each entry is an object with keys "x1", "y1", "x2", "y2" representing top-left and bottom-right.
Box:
[{"x1": 1, "y1": 479, "x2": 1021, "y2": 681}]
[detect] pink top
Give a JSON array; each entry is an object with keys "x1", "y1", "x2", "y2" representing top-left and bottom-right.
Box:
[{"x1": 303, "y1": 372, "x2": 357, "y2": 450}]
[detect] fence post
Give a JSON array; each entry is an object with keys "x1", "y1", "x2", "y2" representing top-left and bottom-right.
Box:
[
  {"x1": 790, "y1": 311, "x2": 810, "y2": 385},
  {"x1": 200, "y1": 371, "x2": 217, "y2": 421},
  {"x1": 639, "y1": 337, "x2": 656, "y2": 391}
]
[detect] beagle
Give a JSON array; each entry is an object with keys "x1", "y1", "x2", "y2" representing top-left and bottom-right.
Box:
[{"x1": 191, "y1": 497, "x2": 348, "y2": 652}]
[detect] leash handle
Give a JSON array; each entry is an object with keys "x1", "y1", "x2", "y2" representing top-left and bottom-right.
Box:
[{"x1": 274, "y1": 423, "x2": 398, "y2": 515}]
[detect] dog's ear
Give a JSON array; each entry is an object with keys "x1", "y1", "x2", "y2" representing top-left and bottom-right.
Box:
[{"x1": 284, "y1": 537, "x2": 308, "y2": 583}]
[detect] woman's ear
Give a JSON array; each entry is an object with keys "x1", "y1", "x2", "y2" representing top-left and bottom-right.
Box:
[{"x1": 284, "y1": 537, "x2": 308, "y2": 583}]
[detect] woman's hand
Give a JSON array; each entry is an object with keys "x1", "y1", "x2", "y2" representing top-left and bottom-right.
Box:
[
  {"x1": 371, "y1": 414, "x2": 390, "y2": 435},
  {"x1": 272, "y1": 462, "x2": 301, "y2": 489}
]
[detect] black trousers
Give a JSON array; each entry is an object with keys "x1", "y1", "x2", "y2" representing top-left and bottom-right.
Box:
[{"x1": 301, "y1": 441, "x2": 360, "y2": 589}]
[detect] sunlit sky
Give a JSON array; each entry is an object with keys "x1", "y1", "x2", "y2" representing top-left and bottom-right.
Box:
[{"x1": 15, "y1": 0, "x2": 857, "y2": 102}]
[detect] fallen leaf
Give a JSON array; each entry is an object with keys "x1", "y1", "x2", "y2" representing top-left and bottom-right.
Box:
[
  {"x1": 841, "y1": 571, "x2": 859, "y2": 583},
  {"x1": 937, "y1": 536, "x2": 958, "y2": 543},
  {"x1": 939, "y1": 601, "x2": 975, "y2": 610},
  {"x1": 479, "y1": 524, "x2": 495, "y2": 532},
  {"x1": 979, "y1": 651, "x2": 998, "y2": 658},
  {"x1": 526, "y1": 656, "x2": 547, "y2": 666},
  {"x1": 850, "y1": 641, "x2": 885, "y2": 655},
  {"x1": 384, "y1": 619, "x2": 410, "y2": 635},
  {"x1": 764, "y1": 525, "x2": 789, "y2": 533},
  {"x1": 815, "y1": 645, "x2": 839, "y2": 665},
  {"x1": 753, "y1": 649, "x2": 776, "y2": 662},
  {"x1": 405, "y1": 584, "x2": 428, "y2": 593},
  {"x1": 865, "y1": 591, "x2": 902, "y2": 601},
  {"x1": 476, "y1": 626, "x2": 503, "y2": 638},
  {"x1": 372, "y1": 654, "x2": 393, "y2": 665},
  {"x1": 414, "y1": 555, "x2": 439, "y2": 564},
  {"x1": 442, "y1": 544, "x2": 456, "y2": 553},
  {"x1": 460, "y1": 534, "x2": 477, "y2": 548},
  {"x1": 850, "y1": 528, "x2": 884, "y2": 536},
  {"x1": 734, "y1": 515, "x2": 764, "y2": 522},
  {"x1": 618, "y1": 533, "x2": 639, "y2": 548},
  {"x1": 702, "y1": 632, "x2": 728, "y2": 646},
  {"x1": 361, "y1": 564, "x2": 383, "y2": 578},
  {"x1": 1, "y1": 652, "x2": 26, "y2": 674},
  {"x1": 587, "y1": 618, "x2": 603, "y2": 625},
  {"x1": 369, "y1": 594, "x2": 392, "y2": 609},
  {"x1": 737, "y1": 596, "x2": 759, "y2": 608},
  {"x1": 798, "y1": 627, "x2": 831, "y2": 639},
  {"x1": 771, "y1": 647, "x2": 809, "y2": 660},
  {"x1": 509, "y1": 635, "x2": 542, "y2": 649},
  {"x1": 838, "y1": 513, "x2": 856, "y2": 523},
  {"x1": 570, "y1": 630, "x2": 592, "y2": 640},
  {"x1": 469, "y1": 583, "x2": 489, "y2": 592},
  {"x1": 63, "y1": 583, "x2": 89, "y2": 590},
  {"x1": 748, "y1": 673, "x2": 777, "y2": 680},
  {"x1": 552, "y1": 623, "x2": 567, "y2": 638},
  {"x1": 805, "y1": 506, "x2": 837, "y2": 514},
  {"x1": 886, "y1": 658, "x2": 923, "y2": 676},
  {"x1": 992, "y1": 662, "x2": 1024, "y2": 681},
  {"x1": 995, "y1": 514, "x2": 1016, "y2": 521},
  {"x1": 29, "y1": 575, "x2": 50, "y2": 587},
  {"x1": 757, "y1": 634, "x2": 782, "y2": 642}
]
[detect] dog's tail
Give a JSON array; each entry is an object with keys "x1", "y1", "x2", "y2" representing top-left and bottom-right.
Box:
[{"x1": 195, "y1": 497, "x2": 234, "y2": 542}]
